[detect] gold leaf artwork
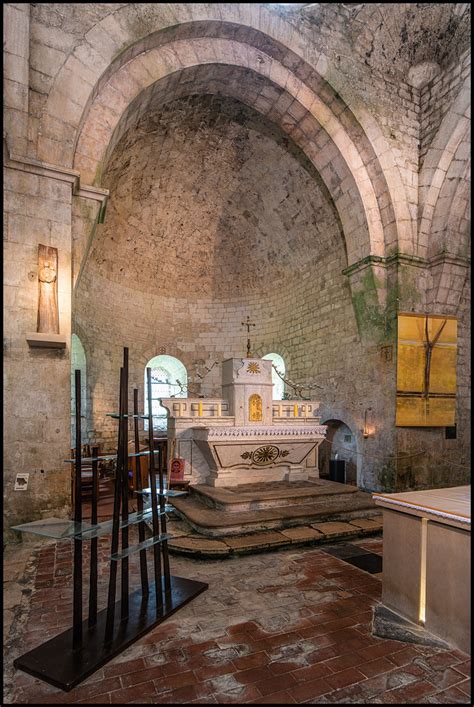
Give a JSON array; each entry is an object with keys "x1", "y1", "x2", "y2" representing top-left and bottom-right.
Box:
[
  {"x1": 396, "y1": 313, "x2": 457, "y2": 427},
  {"x1": 249, "y1": 393, "x2": 263, "y2": 422}
]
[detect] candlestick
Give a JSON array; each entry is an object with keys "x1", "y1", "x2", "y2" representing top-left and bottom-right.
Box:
[
  {"x1": 198, "y1": 402, "x2": 203, "y2": 417},
  {"x1": 294, "y1": 403, "x2": 298, "y2": 418}
]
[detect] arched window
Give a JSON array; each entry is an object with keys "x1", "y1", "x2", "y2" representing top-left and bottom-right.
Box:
[
  {"x1": 71, "y1": 334, "x2": 87, "y2": 445},
  {"x1": 262, "y1": 353, "x2": 286, "y2": 400},
  {"x1": 144, "y1": 355, "x2": 188, "y2": 430}
]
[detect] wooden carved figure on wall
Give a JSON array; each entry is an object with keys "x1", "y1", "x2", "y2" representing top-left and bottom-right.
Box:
[{"x1": 37, "y1": 244, "x2": 59, "y2": 334}]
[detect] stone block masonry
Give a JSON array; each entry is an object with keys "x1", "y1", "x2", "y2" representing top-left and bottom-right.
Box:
[{"x1": 2, "y1": 3, "x2": 470, "y2": 531}]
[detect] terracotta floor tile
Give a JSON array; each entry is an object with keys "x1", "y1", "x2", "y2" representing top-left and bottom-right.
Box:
[
  {"x1": 383, "y1": 679, "x2": 439, "y2": 703},
  {"x1": 286, "y1": 676, "x2": 331, "y2": 702},
  {"x1": 360, "y1": 657, "x2": 398, "y2": 678},
  {"x1": 430, "y1": 685, "x2": 472, "y2": 703},
  {"x1": 234, "y1": 665, "x2": 273, "y2": 685},
  {"x1": 324, "y1": 666, "x2": 366, "y2": 690},
  {"x1": 428, "y1": 667, "x2": 469, "y2": 691},
  {"x1": 323, "y1": 651, "x2": 365, "y2": 673},
  {"x1": 233, "y1": 651, "x2": 270, "y2": 671},
  {"x1": 254, "y1": 672, "x2": 297, "y2": 696},
  {"x1": 253, "y1": 688, "x2": 296, "y2": 703}
]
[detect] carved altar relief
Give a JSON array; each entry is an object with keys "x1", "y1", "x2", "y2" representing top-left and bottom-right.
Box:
[
  {"x1": 249, "y1": 393, "x2": 262, "y2": 422},
  {"x1": 37, "y1": 244, "x2": 59, "y2": 334}
]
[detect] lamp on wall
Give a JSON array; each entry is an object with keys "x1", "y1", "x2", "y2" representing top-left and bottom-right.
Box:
[{"x1": 363, "y1": 408, "x2": 372, "y2": 438}]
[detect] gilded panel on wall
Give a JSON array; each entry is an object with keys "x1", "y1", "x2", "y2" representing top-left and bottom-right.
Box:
[{"x1": 396, "y1": 313, "x2": 457, "y2": 427}]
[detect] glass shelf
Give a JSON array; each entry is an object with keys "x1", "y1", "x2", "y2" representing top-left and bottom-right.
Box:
[
  {"x1": 135, "y1": 488, "x2": 188, "y2": 498},
  {"x1": 11, "y1": 506, "x2": 170, "y2": 541},
  {"x1": 110, "y1": 533, "x2": 173, "y2": 561},
  {"x1": 106, "y1": 412, "x2": 171, "y2": 419},
  {"x1": 10, "y1": 518, "x2": 96, "y2": 539},
  {"x1": 106, "y1": 413, "x2": 149, "y2": 419},
  {"x1": 63, "y1": 450, "x2": 160, "y2": 464},
  {"x1": 75, "y1": 508, "x2": 165, "y2": 540}
]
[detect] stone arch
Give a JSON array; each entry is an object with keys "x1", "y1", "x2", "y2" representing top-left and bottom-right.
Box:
[
  {"x1": 418, "y1": 76, "x2": 471, "y2": 257},
  {"x1": 429, "y1": 155, "x2": 470, "y2": 259},
  {"x1": 70, "y1": 40, "x2": 386, "y2": 264},
  {"x1": 144, "y1": 354, "x2": 188, "y2": 431},
  {"x1": 262, "y1": 352, "x2": 286, "y2": 400},
  {"x1": 38, "y1": 12, "x2": 410, "y2": 262},
  {"x1": 320, "y1": 414, "x2": 362, "y2": 487}
]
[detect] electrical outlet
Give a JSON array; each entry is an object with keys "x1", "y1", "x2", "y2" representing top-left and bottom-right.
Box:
[{"x1": 14, "y1": 473, "x2": 29, "y2": 491}]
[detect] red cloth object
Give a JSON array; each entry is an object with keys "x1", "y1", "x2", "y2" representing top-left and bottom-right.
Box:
[{"x1": 170, "y1": 457, "x2": 185, "y2": 482}]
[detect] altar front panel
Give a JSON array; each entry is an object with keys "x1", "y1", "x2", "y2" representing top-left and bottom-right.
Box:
[{"x1": 212, "y1": 440, "x2": 318, "y2": 469}]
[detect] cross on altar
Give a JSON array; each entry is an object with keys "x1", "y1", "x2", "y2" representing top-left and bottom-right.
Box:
[{"x1": 241, "y1": 316, "x2": 256, "y2": 358}]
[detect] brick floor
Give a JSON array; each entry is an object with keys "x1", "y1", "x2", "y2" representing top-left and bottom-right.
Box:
[{"x1": 4, "y1": 534, "x2": 470, "y2": 704}]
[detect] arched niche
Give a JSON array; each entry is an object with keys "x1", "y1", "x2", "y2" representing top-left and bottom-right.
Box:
[
  {"x1": 262, "y1": 352, "x2": 286, "y2": 400},
  {"x1": 144, "y1": 355, "x2": 187, "y2": 431},
  {"x1": 319, "y1": 418, "x2": 359, "y2": 486}
]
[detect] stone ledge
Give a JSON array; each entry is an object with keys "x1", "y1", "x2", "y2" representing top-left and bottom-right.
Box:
[
  {"x1": 349, "y1": 517, "x2": 383, "y2": 530},
  {"x1": 26, "y1": 333, "x2": 67, "y2": 349},
  {"x1": 167, "y1": 515, "x2": 383, "y2": 557},
  {"x1": 280, "y1": 526, "x2": 323, "y2": 542},
  {"x1": 311, "y1": 521, "x2": 359, "y2": 536},
  {"x1": 224, "y1": 531, "x2": 288, "y2": 551},
  {"x1": 372, "y1": 604, "x2": 450, "y2": 649},
  {"x1": 168, "y1": 536, "x2": 231, "y2": 557}
]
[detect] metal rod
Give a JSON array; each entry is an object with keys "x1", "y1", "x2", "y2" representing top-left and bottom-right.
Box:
[
  {"x1": 146, "y1": 367, "x2": 163, "y2": 609},
  {"x1": 120, "y1": 347, "x2": 129, "y2": 620},
  {"x1": 73, "y1": 369, "x2": 83, "y2": 649},
  {"x1": 104, "y1": 367, "x2": 124, "y2": 643},
  {"x1": 88, "y1": 445, "x2": 99, "y2": 627},
  {"x1": 158, "y1": 440, "x2": 171, "y2": 597},
  {"x1": 134, "y1": 388, "x2": 149, "y2": 598}
]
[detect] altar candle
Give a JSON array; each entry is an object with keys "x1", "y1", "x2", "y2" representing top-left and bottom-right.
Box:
[
  {"x1": 217, "y1": 402, "x2": 221, "y2": 417},
  {"x1": 198, "y1": 401, "x2": 203, "y2": 417},
  {"x1": 294, "y1": 404, "x2": 298, "y2": 418}
]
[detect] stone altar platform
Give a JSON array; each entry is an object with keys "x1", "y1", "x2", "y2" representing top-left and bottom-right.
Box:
[{"x1": 166, "y1": 479, "x2": 381, "y2": 556}]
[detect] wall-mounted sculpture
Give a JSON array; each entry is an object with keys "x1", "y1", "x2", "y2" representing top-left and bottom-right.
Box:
[{"x1": 37, "y1": 244, "x2": 59, "y2": 334}]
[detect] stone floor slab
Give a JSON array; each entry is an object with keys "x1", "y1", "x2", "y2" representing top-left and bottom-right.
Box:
[
  {"x1": 349, "y1": 518, "x2": 383, "y2": 530},
  {"x1": 223, "y1": 531, "x2": 288, "y2": 551},
  {"x1": 279, "y1": 526, "x2": 323, "y2": 542},
  {"x1": 168, "y1": 536, "x2": 231, "y2": 556},
  {"x1": 311, "y1": 521, "x2": 358, "y2": 536}
]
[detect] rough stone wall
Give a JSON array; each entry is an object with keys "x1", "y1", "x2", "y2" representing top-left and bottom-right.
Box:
[
  {"x1": 3, "y1": 3, "x2": 471, "y2": 532},
  {"x1": 420, "y1": 49, "x2": 471, "y2": 166},
  {"x1": 3, "y1": 166, "x2": 72, "y2": 531}
]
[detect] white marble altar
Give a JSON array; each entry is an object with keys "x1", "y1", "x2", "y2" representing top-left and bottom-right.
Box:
[{"x1": 160, "y1": 357, "x2": 326, "y2": 486}]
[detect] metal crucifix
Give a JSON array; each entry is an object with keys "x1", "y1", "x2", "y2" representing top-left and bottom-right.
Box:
[
  {"x1": 241, "y1": 316, "x2": 256, "y2": 358},
  {"x1": 422, "y1": 315, "x2": 447, "y2": 409}
]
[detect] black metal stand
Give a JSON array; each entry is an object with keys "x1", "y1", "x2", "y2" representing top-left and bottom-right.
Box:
[
  {"x1": 14, "y1": 578, "x2": 207, "y2": 691},
  {"x1": 13, "y1": 349, "x2": 208, "y2": 692}
]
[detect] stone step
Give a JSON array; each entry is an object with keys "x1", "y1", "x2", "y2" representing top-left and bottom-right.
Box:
[
  {"x1": 167, "y1": 516, "x2": 383, "y2": 558},
  {"x1": 171, "y1": 490, "x2": 379, "y2": 537},
  {"x1": 191, "y1": 478, "x2": 357, "y2": 512}
]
